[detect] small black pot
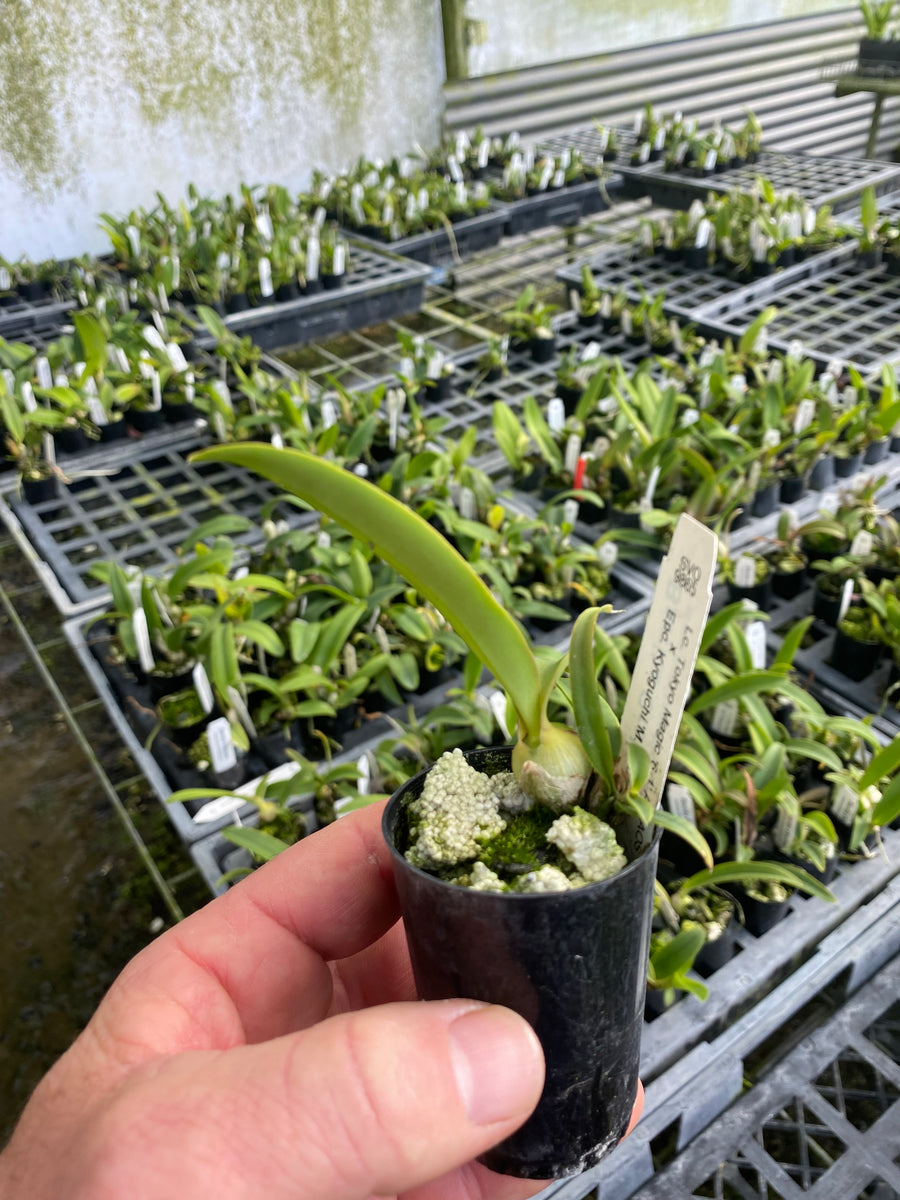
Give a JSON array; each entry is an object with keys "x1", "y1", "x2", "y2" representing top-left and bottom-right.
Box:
[
  {"x1": 321, "y1": 272, "x2": 346, "y2": 290},
  {"x1": 693, "y1": 914, "x2": 737, "y2": 976},
  {"x1": 751, "y1": 482, "x2": 780, "y2": 518},
  {"x1": 384, "y1": 746, "x2": 659, "y2": 1179},
  {"x1": 53, "y1": 425, "x2": 92, "y2": 455},
  {"x1": 577, "y1": 311, "x2": 599, "y2": 328},
  {"x1": 772, "y1": 563, "x2": 808, "y2": 599},
  {"x1": 864, "y1": 438, "x2": 890, "y2": 465},
  {"x1": 128, "y1": 408, "x2": 165, "y2": 433},
  {"x1": 99, "y1": 419, "x2": 129, "y2": 444},
  {"x1": 729, "y1": 884, "x2": 791, "y2": 937},
  {"x1": 21, "y1": 476, "x2": 57, "y2": 504},
  {"x1": 18, "y1": 279, "x2": 48, "y2": 303},
  {"x1": 834, "y1": 450, "x2": 863, "y2": 478},
  {"x1": 779, "y1": 475, "x2": 807, "y2": 504},
  {"x1": 856, "y1": 245, "x2": 884, "y2": 271},
  {"x1": 275, "y1": 281, "x2": 301, "y2": 303},
  {"x1": 830, "y1": 625, "x2": 883, "y2": 681},
  {"x1": 726, "y1": 575, "x2": 773, "y2": 611},
  {"x1": 226, "y1": 291, "x2": 250, "y2": 314},
  {"x1": 254, "y1": 721, "x2": 307, "y2": 769},
  {"x1": 809, "y1": 454, "x2": 836, "y2": 492},
  {"x1": 812, "y1": 577, "x2": 845, "y2": 626},
  {"x1": 887, "y1": 254, "x2": 900, "y2": 278},
  {"x1": 147, "y1": 665, "x2": 195, "y2": 703},
  {"x1": 530, "y1": 334, "x2": 557, "y2": 363},
  {"x1": 890, "y1": 435, "x2": 900, "y2": 454},
  {"x1": 683, "y1": 246, "x2": 709, "y2": 271},
  {"x1": 303, "y1": 278, "x2": 324, "y2": 296}
]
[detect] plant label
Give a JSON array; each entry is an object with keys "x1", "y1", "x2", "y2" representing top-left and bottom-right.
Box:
[
  {"x1": 317, "y1": 530, "x2": 331, "y2": 549},
  {"x1": 477, "y1": 138, "x2": 490, "y2": 169},
  {"x1": 562, "y1": 498, "x2": 579, "y2": 530},
  {"x1": 618, "y1": 514, "x2": 717, "y2": 848},
  {"x1": 830, "y1": 783, "x2": 858, "y2": 825},
  {"x1": 787, "y1": 338, "x2": 804, "y2": 360},
  {"x1": 193, "y1": 663, "x2": 215, "y2": 714},
  {"x1": 710, "y1": 699, "x2": 739, "y2": 736},
  {"x1": 320, "y1": 396, "x2": 338, "y2": 429},
  {"x1": 734, "y1": 555, "x2": 758, "y2": 588},
  {"x1": 654, "y1": 128, "x2": 666, "y2": 152},
  {"x1": 258, "y1": 257, "x2": 274, "y2": 298},
  {"x1": 459, "y1": 486, "x2": 476, "y2": 520},
  {"x1": 356, "y1": 752, "x2": 371, "y2": 795},
  {"x1": 426, "y1": 350, "x2": 444, "y2": 380},
  {"x1": 0, "y1": 267, "x2": 9, "y2": 291},
  {"x1": 142, "y1": 324, "x2": 167, "y2": 353},
  {"x1": 87, "y1": 397, "x2": 108, "y2": 427},
  {"x1": 132, "y1": 609, "x2": 155, "y2": 673},
  {"x1": 581, "y1": 341, "x2": 602, "y2": 362},
  {"x1": 681, "y1": 409, "x2": 699, "y2": 428},
  {"x1": 227, "y1": 686, "x2": 258, "y2": 739},
  {"x1": 1, "y1": 368, "x2": 14, "y2": 397},
  {"x1": 665, "y1": 783, "x2": 696, "y2": 826},
  {"x1": 538, "y1": 163, "x2": 553, "y2": 191},
  {"x1": 773, "y1": 806, "x2": 798, "y2": 852},
  {"x1": 838, "y1": 578, "x2": 855, "y2": 622},
  {"x1": 207, "y1": 717, "x2": 238, "y2": 774},
  {"x1": 746, "y1": 620, "x2": 767, "y2": 669},
  {"x1": 486, "y1": 689, "x2": 512, "y2": 736},
  {"x1": 547, "y1": 397, "x2": 566, "y2": 432},
  {"x1": 42, "y1": 433, "x2": 56, "y2": 467},
  {"x1": 851, "y1": 531, "x2": 873, "y2": 557},
  {"x1": 166, "y1": 342, "x2": 188, "y2": 372},
  {"x1": 793, "y1": 399, "x2": 815, "y2": 434},
  {"x1": 597, "y1": 126, "x2": 610, "y2": 152},
  {"x1": 35, "y1": 357, "x2": 52, "y2": 390},
  {"x1": 598, "y1": 541, "x2": 618, "y2": 568},
  {"x1": 695, "y1": 218, "x2": 711, "y2": 248},
  {"x1": 704, "y1": 149, "x2": 717, "y2": 172},
  {"x1": 620, "y1": 309, "x2": 633, "y2": 336},
  {"x1": 643, "y1": 464, "x2": 661, "y2": 507},
  {"x1": 149, "y1": 370, "x2": 162, "y2": 410},
  {"x1": 270, "y1": 430, "x2": 284, "y2": 449},
  {"x1": 21, "y1": 381, "x2": 37, "y2": 412},
  {"x1": 193, "y1": 795, "x2": 244, "y2": 824},
  {"x1": 559, "y1": 148, "x2": 572, "y2": 169},
  {"x1": 564, "y1": 432, "x2": 583, "y2": 475},
  {"x1": 820, "y1": 493, "x2": 840, "y2": 515},
  {"x1": 569, "y1": 287, "x2": 582, "y2": 316},
  {"x1": 826, "y1": 358, "x2": 844, "y2": 379},
  {"x1": 552, "y1": 167, "x2": 566, "y2": 189},
  {"x1": 212, "y1": 379, "x2": 233, "y2": 411},
  {"x1": 386, "y1": 386, "x2": 405, "y2": 450},
  {"x1": 447, "y1": 154, "x2": 463, "y2": 182},
  {"x1": 306, "y1": 235, "x2": 320, "y2": 281},
  {"x1": 637, "y1": 142, "x2": 651, "y2": 164}
]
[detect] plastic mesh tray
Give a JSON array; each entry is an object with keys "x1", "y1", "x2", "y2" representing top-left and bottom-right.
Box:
[
  {"x1": 695, "y1": 246, "x2": 900, "y2": 377},
  {"x1": 352, "y1": 208, "x2": 507, "y2": 267},
  {"x1": 0, "y1": 294, "x2": 75, "y2": 339},
  {"x1": 192, "y1": 242, "x2": 430, "y2": 351},
  {"x1": 538, "y1": 126, "x2": 646, "y2": 170},
  {"x1": 618, "y1": 149, "x2": 900, "y2": 213},
  {"x1": 0, "y1": 433, "x2": 319, "y2": 614},
  {"x1": 496, "y1": 176, "x2": 623, "y2": 237}
]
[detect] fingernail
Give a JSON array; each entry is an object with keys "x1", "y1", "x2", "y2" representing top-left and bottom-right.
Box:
[{"x1": 447, "y1": 1005, "x2": 545, "y2": 1126}]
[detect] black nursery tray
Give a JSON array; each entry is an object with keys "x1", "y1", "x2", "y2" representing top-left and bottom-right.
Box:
[
  {"x1": 537, "y1": 125, "x2": 645, "y2": 170},
  {"x1": 0, "y1": 293, "x2": 75, "y2": 340},
  {"x1": 192, "y1": 242, "x2": 430, "y2": 351},
  {"x1": 495, "y1": 175, "x2": 624, "y2": 237},
  {"x1": 352, "y1": 208, "x2": 507, "y2": 267},
  {"x1": 0, "y1": 432, "x2": 320, "y2": 615},
  {"x1": 617, "y1": 148, "x2": 900, "y2": 213}
]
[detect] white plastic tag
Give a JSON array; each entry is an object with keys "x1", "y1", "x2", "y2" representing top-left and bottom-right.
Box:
[
  {"x1": 486, "y1": 689, "x2": 512, "y2": 735},
  {"x1": 150, "y1": 370, "x2": 162, "y2": 410},
  {"x1": 831, "y1": 783, "x2": 858, "y2": 825},
  {"x1": 773, "y1": 806, "x2": 798, "y2": 852},
  {"x1": 258, "y1": 257, "x2": 274, "y2": 298},
  {"x1": 270, "y1": 430, "x2": 284, "y2": 449},
  {"x1": 166, "y1": 342, "x2": 188, "y2": 372},
  {"x1": 746, "y1": 620, "x2": 767, "y2": 669},
  {"x1": 820, "y1": 493, "x2": 840, "y2": 515},
  {"x1": 132, "y1": 609, "x2": 154, "y2": 672},
  {"x1": 207, "y1": 717, "x2": 238, "y2": 773},
  {"x1": 851, "y1": 531, "x2": 873, "y2": 557},
  {"x1": 87, "y1": 397, "x2": 108, "y2": 426},
  {"x1": 710, "y1": 699, "x2": 739, "y2": 736},
  {"x1": 695, "y1": 219, "x2": 711, "y2": 249},
  {"x1": 562, "y1": 498, "x2": 579, "y2": 529},
  {"x1": 35, "y1": 357, "x2": 52, "y2": 390},
  {"x1": 564, "y1": 433, "x2": 582, "y2": 475},
  {"x1": 598, "y1": 541, "x2": 618, "y2": 568},
  {"x1": 459, "y1": 486, "x2": 476, "y2": 520},
  {"x1": 547, "y1": 397, "x2": 566, "y2": 432},
  {"x1": 42, "y1": 434, "x2": 55, "y2": 467},
  {"x1": 193, "y1": 795, "x2": 244, "y2": 823},
  {"x1": 306, "y1": 235, "x2": 320, "y2": 281},
  {"x1": 734, "y1": 555, "x2": 758, "y2": 589},
  {"x1": 618, "y1": 514, "x2": 717, "y2": 843},
  {"x1": 320, "y1": 397, "x2": 338, "y2": 428},
  {"x1": 193, "y1": 663, "x2": 215, "y2": 714},
  {"x1": 332, "y1": 242, "x2": 346, "y2": 275},
  {"x1": 21, "y1": 382, "x2": 37, "y2": 412},
  {"x1": 793, "y1": 399, "x2": 815, "y2": 434},
  {"x1": 356, "y1": 752, "x2": 371, "y2": 796},
  {"x1": 665, "y1": 783, "x2": 697, "y2": 826},
  {"x1": 386, "y1": 386, "x2": 404, "y2": 450},
  {"x1": 838, "y1": 578, "x2": 854, "y2": 622}
]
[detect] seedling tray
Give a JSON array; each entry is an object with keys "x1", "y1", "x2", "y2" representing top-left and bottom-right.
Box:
[
  {"x1": 0, "y1": 432, "x2": 319, "y2": 615},
  {"x1": 190, "y1": 798, "x2": 321, "y2": 897},
  {"x1": 617, "y1": 149, "x2": 900, "y2": 213},
  {"x1": 544, "y1": 899, "x2": 900, "y2": 1200},
  {"x1": 352, "y1": 208, "x2": 507, "y2": 267},
  {"x1": 192, "y1": 242, "x2": 430, "y2": 351},
  {"x1": 0, "y1": 294, "x2": 75, "y2": 340},
  {"x1": 537, "y1": 126, "x2": 646, "y2": 170},
  {"x1": 694, "y1": 243, "x2": 900, "y2": 378},
  {"x1": 495, "y1": 176, "x2": 624, "y2": 238},
  {"x1": 556, "y1": 240, "x2": 843, "y2": 325}
]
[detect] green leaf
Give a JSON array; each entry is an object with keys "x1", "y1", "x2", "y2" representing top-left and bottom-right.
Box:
[
  {"x1": 872, "y1": 775, "x2": 900, "y2": 826},
  {"x1": 233, "y1": 620, "x2": 286, "y2": 658},
  {"x1": 859, "y1": 734, "x2": 900, "y2": 790},
  {"x1": 652, "y1": 809, "x2": 714, "y2": 869},
  {"x1": 190, "y1": 444, "x2": 543, "y2": 741},
  {"x1": 773, "y1": 617, "x2": 813, "y2": 669},
  {"x1": 178, "y1": 515, "x2": 253, "y2": 552},
  {"x1": 222, "y1": 825, "x2": 290, "y2": 861},
  {"x1": 680, "y1": 859, "x2": 834, "y2": 903},
  {"x1": 649, "y1": 926, "x2": 705, "y2": 983},
  {"x1": 72, "y1": 311, "x2": 107, "y2": 378},
  {"x1": 687, "y1": 670, "x2": 792, "y2": 716},
  {"x1": 570, "y1": 606, "x2": 615, "y2": 788}
]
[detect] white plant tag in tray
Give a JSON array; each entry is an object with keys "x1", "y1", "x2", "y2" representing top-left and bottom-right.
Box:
[
  {"x1": 773, "y1": 806, "x2": 798, "y2": 852},
  {"x1": 193, "y1": 663, "x2": 215, "y2": 714},
  {"x1": 21, "y1": 381, "x2": 37, "y2": 412},
  {"x1": 320, "y1": 396, "x2": 338, "y2": 428},
  {"x1": 580, "y1": 341, "x2": 602, "y2": 362},
  {"x1": 206, "y1": 717, "x2": 238, "y2": 774},
  {"x1": 564, "y1": 432, "x2": 582, "y2": 475},
  {"x1": 598, "y1": 541, "x2": 618, "y2": 568},
  {"x1": 132, "y1": 609, "x2": 155, "y2": 673},
  {"x1": 851, "y1": 531, "x2": 873, "y2": 557},
  {"x1": 734, "y1": 555, "x2": 758, "y2": 589},
  {"x1": 562, "y1": 498, "x2": 579, "y2": 529},
  {"x1": 87, "y1": 396, "x2": 108, "y2": 426},
  {"x1": 42, "y1": 433, "x2": 56, "y2": 467},
  {"x1": 193, "y1": 795, "x2": 245, "y2": 824},
  {"x1": 665, "y1": 783, "x2": 697, "y2": 826},
  {"x1": 830, "y1": 783, "x2": 858, "y2": 826},
  {"x1": 167, "y1": 342, "x2": 188, "y2": 372},
  {"x1": 547, "y1": 397, "x2": 566, "y2": 432},
  {"x1": 710, "y1": 698, "x2": 739, "y2": 737},
  {"x1": 35, "y1": 357, "x2": 52, "y2": 390},
  {"x1": 306, "y1": 235, "x2": 320, "y2": 281},
  {"x1": 227, "y1": 686, "x2": 258, "y2": 739},
  {"x1": 793, "y1": 398, "x2": 815, "y2": 434},
  {"x1": 746, "y1": 620, "x2": 767, "y2": 669},
  {"x1": 332, "y1": 241, "x2": 346, "y2": 277},
  {"x1": 258, "y1": 256, "x2": 274, "y2": 298},
  {"x1": 618, "y1": 514, "x2": 717, "y2": 852},
  {"x1": 837, "y1": 578, "x2": 855, "y2": 623}
]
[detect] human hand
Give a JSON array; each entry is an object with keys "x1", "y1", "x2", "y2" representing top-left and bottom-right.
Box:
[{"x1": 0, "y1": 801, "x2": 642, "y2": 1200}]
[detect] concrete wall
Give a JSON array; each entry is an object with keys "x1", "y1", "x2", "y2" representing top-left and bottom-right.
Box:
[
  {"x1": 466, "y1": 0, "x2": 853, "y2": 76},
  {"x1": 0, "y1": 0, "x2": 445, "y2": 260}
]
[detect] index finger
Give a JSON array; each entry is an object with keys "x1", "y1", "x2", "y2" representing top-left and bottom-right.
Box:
[{"x1": 92, "y1": 802, "x2": 400, "y2": 1054}]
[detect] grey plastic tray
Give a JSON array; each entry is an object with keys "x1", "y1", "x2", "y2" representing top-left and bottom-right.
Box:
[
  {"x1": 541, "y1": 884, "x2": 900, "y2": 1200},
  {"x1": 352, "y1": 208, "x2": 507, "y2": 267},
  {"x1": 0, "y1": 432, "x2": 320, "y2": 615},
  {"x1": 618, "y1": 148, "x2": 900, "y2": 214}
]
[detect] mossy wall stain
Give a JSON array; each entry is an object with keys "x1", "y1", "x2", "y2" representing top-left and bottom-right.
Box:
[{"x1": 0, "y1": 4, "x2": 66, "y2": 195}]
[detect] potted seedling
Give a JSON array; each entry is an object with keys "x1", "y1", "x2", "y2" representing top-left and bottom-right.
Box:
[
  {"x1": 858, "y1": 0, "x2": 900, "y2": 73},
  {"x1": 571, "y1": 265, "x2": 602, "y2": 326},
  {"x1": 856, "y1": 186, "x2": 885, "y2": 268},
  {"x1": 191, "y1": 441, "x2": 721, "y2": 1178},
  {"x1": 503, "y1": 285, "x2": 560, "y2": 362}
]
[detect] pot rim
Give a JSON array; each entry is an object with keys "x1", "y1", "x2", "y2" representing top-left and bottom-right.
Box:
[{"x1": 382, "y1": 746, "x2": 661, "y2": 903}]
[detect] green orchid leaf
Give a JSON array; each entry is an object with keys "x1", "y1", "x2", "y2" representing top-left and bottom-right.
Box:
[
  {"x1": 680, "y1": 859, "x2": 834, "y2": 903},
  {"x1": 570, "y1": 606, "x2": 615, "y2": 788},
  {"x1": 190, "y1": 444, "x2": 542, "y2": 740},
  {"x1": 651, "y1": 809, "x2": 713, "y2": 869},
  {"x1": 222, "y1": 825, "x2": 290, "y2": 861},
  {"x1": 649, "y1": 925, "x2": 705, "y2": 984},
  {"x1": 859, "y1": 734, "x2": 900, "y2": 790}
]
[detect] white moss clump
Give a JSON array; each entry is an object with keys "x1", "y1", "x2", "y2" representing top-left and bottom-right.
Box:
[
  {"x1": 546, "y1": 807, "x2": 627, "y2": 883},
  {"x1": 466, "y1": 862, "x2": 507, "y2": 892},
  {"x1": 491, "y1": 771, "x2": 534, "y2": 814},
  {"x1": 518, "y1": 865, "x2": 572, "y2": 893},
  {"x1": 406, "y1": 749, "x2": 507, "y2": 869}
]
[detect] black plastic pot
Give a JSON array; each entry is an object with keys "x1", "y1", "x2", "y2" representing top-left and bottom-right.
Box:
[
  {"x1": 830, "y1": 625, "x2": 883, "y2": 681},
  {"x1": 384, "y1": 746, "x2": 659, "y2": 1179},
  {"x1": 809, "y1": 454, "x2": 836, "y2": 492},
  {"x1": 891, "y1": 435, "x2": 900, "y2": 453},
  {"x1": 751, "y1": 481, "x2": 780, "y2": 518},
  {"x1": 729, "y1": 884, "x2": 791, "y2": 937},
  {"x1": 779, "y1": 475, "x2": 807, "y2": 504},
  {"x1": 693, "y1": 913, "x2": 737, "y2": 976},
  {"x1": 275, "y1": 281, "x2": 301, "y2": 303},
  {"x1": 21, "y1": 476, "x2": 57, "y2": 504},
  {"x1": 128, "y1": 408, "x2": 165, "y2": 433},
  {"x1": 530, "y1": 334, "x2": 557, "y2": 363},
  {"x1": 834, "y1": 450, "x2": 864, "y2": 478},
  {"x1": 18, "y1": 279, "x2": 48, "y2": 303},
  {"x1": 321, "y1": 272, "x2": 346, "y2": 290},
  {"x1": 865, "y1": 438, "x2": 890, "y2": 465},
  {"x1": 226, "y1": 291, "x2": 250, "y2": 314},
  {"x1": 772, "y1": 562, "x2": 808, "y2": 599},
  {"x1": 683, "y1": 246, "x2": 709, "y2": 271},
  {"x1": 813, "y1": 576, "x2": 845, "y2": 626},
  {"x1": 726, "y1": 575, "x2": 773, "y2": 611},
  {"x1": 98, "y1": 419, "x2": 129, "y2": 444},
  {"x1": 856, "y1": 245, "x2": 884, "y2": 271},
  {"x1": 54, "y1": 425, "x2": 92, "y2": 455}
]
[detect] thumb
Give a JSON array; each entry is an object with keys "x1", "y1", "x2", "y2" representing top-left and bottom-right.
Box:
[{"x1": 81, "y1": 1000, "x2": 546, "y2": 1200}]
